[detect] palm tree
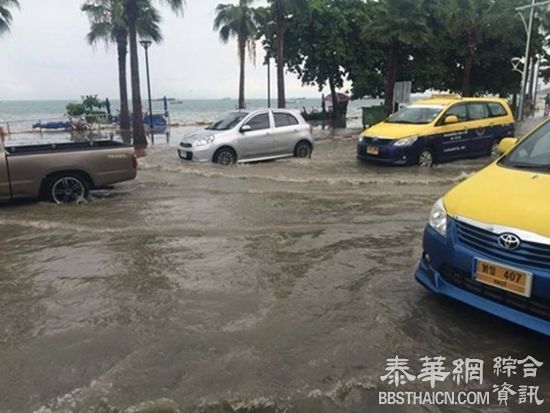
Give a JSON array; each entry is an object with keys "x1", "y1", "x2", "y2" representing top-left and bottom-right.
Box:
[
  {"x1": 364, "y1": 0, "x2": 430, "y2": 111},
  {"x1": 441, "y1": 0, "x2": 496, "y2": 97},
  {"x1": 267, "y1": 0, "x2": 307, "y2": 108},
  {"x1": 82, "y1": 0, "x2": 162, "y2": 137},
  {"x1": 0, "y1": 0, "x2": 19, "y2": 35},
  {"x1": 214, "y1": 0, "x2": 258, "y2": 109},
  {"x1": 124, "y1": 0, "x2": 184, "y2": 147}
]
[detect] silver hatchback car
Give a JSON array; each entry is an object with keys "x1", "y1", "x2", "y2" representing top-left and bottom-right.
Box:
[{"x1": 178, "y1": 109, "x2": 314, "y2": 165}]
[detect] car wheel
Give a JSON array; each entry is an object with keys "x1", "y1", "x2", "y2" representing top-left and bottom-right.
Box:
[
  {"x1": 489, "y1": 140, "x2": 501, "y2": 158},
  {"x1": 418, "y1": 148, "x2": 434, "y2": 168},
  {"x1": 214, "y1": 147, "x2": 237, "y2": 166},
  {"x1": 294, "y1": 141, "x2": 313, "y2": 158},
  {"x1": 47, "y1": 174, "x2": 89, "y2": 204}
]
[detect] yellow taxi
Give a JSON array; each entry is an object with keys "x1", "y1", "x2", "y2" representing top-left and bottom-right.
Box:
[
  {"x1": 357, "y1": 95, "x2": 514, "y2": 167},
  {"x1": 416, "y1": 119, "x2": 550, "y2": 335}
]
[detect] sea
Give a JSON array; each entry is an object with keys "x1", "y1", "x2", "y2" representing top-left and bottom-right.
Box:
[{"x1": 0, "y1": 98, "x2": 381, "y2": 134}]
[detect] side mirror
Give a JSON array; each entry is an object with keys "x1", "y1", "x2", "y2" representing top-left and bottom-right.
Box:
[
  {"x1": 444, "y1": 115, "x2": 459, "y2": 124},
  {"x1": 240, "y1": 124, "x2": 252, "y2": 133},
  {"x1": 498, "y1": 137, "x2": 518, "y2": 155}
]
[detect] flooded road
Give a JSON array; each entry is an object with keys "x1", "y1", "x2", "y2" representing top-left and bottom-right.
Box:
[{"x1": 1, "y1": 129, "x2": 549, "y2": 413}]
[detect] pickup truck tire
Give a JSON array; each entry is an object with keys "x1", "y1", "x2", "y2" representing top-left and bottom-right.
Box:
[{"x1": 46, "y1": 173, "x2": 90, "y2": 204}]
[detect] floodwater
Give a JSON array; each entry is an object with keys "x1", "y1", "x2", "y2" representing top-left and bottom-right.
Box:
[{"x1": 1, "y1": 127, "x2": 549, "y2": 413}]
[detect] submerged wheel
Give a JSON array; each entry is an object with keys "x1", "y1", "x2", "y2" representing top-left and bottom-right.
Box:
[
  {"x1": 214, "y1": 147, "x2": 237, "y2": 166},
  {"x1": 418, "y1": 148, "x2": 434, "y2": 168},
  {"x1": 489, "y1": 140, "x2": 501, "y2": 158},
  {"x1": 47, "y1": 174, "x2": 89, "y2": 204},
  {"x1": 294, "y1": 140, "x2": 313, "y2": 158}
]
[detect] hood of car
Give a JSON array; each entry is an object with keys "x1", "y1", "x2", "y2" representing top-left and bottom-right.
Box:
[
  {"x1": 361, "y1": 122, "x2": 431, "y2": 140},
  {"x1": 181, "y1": 128, "x2": 228, "y2": 143},
  {"x1": 444, "y1": 163, "x2": 550, "y2": 238}
]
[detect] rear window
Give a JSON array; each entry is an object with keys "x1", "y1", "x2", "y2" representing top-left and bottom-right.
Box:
[
  {"x1": 274, "y1": 112, "x2": 299, "y2": 127},
  {"x1": 487, "y1": 102, "x2": 508, "y2": 117},
  {"x1": 467, "y1": 103, "x2": 487, "y2": 120}
]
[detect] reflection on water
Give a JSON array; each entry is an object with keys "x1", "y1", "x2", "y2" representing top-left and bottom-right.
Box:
[{"x1": 0, "y1": 130, "x2": 548, "y2": 413}]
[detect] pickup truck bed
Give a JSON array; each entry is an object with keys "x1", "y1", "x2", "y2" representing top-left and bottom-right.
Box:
[{"x1": 1, "y1": 139, "x2": 137, "y2": 204}]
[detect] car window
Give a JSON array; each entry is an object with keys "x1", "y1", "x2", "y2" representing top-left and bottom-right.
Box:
[
  {"x1": 444, "y1": 103, "x2": 468, "y2": 122},
  {"x1": 274, "y1": 112, "x2": 299, "y2": 128},
  {"x1": 467, "y1": 103, "x2": 487, "y2": 120},
  {"x1": 245, "y1": 113, "x2": 270, "y2": 131},
  {"x1": 501, "y1": 121, "x2": 550, "y2": 170},
  {"x1": 487, "y1": 103, "x2": 507, "y2": 117}
]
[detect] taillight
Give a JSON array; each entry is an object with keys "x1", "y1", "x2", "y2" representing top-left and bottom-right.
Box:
[{"x1": 132, "y1": 154, "x2": 138, "y2": 169}]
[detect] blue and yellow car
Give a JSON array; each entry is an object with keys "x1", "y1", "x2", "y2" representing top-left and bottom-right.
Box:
[
  {"x1": 357, "y1": 95, "x2": 514, "y2": 167},
  {"x1": 416, "y1": 120, "x2": 550, "y2": 335}
]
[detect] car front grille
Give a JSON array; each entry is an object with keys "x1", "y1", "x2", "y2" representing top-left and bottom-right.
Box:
[
  {"x1": 440, "y1": 265, "x2": 550, "y2": 323},
  {"x1": 455, "y1": 220, "x2": 550, "y2": 270},
  {"x1": 361, "y1": 136, "x2": 394, "y2": 146}
]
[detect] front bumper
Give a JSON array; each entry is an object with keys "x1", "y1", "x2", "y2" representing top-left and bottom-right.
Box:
[
  {"x1": 356, "y1": 140, "x2": 415, "y2": 165},
  {"x1": 416, "y1": 222, "x2": 550, "y2": 336},
  {"x1": 177, "y1": 145, "x2": 215, "y2": 163}
]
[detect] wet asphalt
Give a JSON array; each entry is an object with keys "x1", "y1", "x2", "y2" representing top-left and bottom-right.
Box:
[{"x1": 0, "y1": 122, "x2": 549, "y2": 413}]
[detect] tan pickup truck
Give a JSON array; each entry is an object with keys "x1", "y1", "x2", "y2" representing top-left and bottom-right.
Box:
[{"x1": 0, "y1": 138, "x2": 137, "y2": 204}]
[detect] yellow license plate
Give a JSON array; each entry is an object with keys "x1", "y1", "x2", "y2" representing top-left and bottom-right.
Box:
[
  {"x1": 367, "y1": 146, "x2": 379, "y2": 155},
  {"x1": 475, "y1": 259, "x2": 533, "y2": 297}
]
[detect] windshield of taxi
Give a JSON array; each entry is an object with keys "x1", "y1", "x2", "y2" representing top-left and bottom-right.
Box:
[
  {"x1": 206, "y1": 111, "x2": 249, "y2": 131},
  {"x1": 501, "y1": 121, "x2": 550, "y2": 172},
  {"x1": 385, "y1": 105, "x2": 444, "y2": 125}
]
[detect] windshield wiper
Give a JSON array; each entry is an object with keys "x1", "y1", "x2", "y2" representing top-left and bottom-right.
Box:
[{"x1": 506, "y1": 162, "x2": 550, "y2": 170}]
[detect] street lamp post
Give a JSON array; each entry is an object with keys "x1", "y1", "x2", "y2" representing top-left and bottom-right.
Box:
[
  {"x1": 140, "y1": 39, "x2": 154, "y2": 142},
  {"x1": 515, "y1": 0, "x2": 550, "y2": 120}
]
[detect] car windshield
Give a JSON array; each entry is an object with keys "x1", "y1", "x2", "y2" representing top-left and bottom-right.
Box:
[
  {"x1": 500, "y1": 120, "x2": 550, "y2": 172},
  {"x1": 385, "y1": 105, "x2": 444, "y2": 124},
  {"x1": 206, "y1": 111, "x2": 249, "y2": 131}
]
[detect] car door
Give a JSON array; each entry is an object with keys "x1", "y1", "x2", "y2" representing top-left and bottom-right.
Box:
[
  {"x1": 272, "y1": 111, "x2": 301, "y2": 155},
  {"x1": 466, "y1": 102, "x2": 494, "y2": 156},
  {"x1": 237, "y1": 112, "x2": 274, "y2": 159},
  {"x1": 433, "y1": 103, "x2": 470, "y2": 161}
]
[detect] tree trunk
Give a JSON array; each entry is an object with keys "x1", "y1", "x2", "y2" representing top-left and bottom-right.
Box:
[
  {"x1": 275, "y1": 17, "x2": 286, "y2": 109},
  {"x1": 328, "y1": 76, "x2": 338, "y2": 120},
  {"x1": 238, "y1": 36, "x2": 246, "y2": 109},
  {"x1": 128, "y1": 9, "x2": 147, "y2": 148},
  {"x1": 117, "y1": 36, "x2": 131, "y2": 143},
  {"x1": 461, "y1": 31, "x2": 476, "y2": 97},
  {"x1": 384, "y1": 42, "x2": 398, "y2": 113}
]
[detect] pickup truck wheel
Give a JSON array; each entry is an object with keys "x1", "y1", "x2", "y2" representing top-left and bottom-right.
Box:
[
  {"x1": 294, "y1": 140, "x2": 313, "y2": 158},
  {"x1": 47, "y1": 174, "x2": 90, "y2": 204}
]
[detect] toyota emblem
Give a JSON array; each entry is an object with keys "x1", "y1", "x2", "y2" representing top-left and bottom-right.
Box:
[{"x1": 498, "y1": 233, "x2": 521, "y2": 251}]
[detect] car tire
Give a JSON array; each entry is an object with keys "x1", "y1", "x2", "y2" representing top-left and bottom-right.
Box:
[
  {"x1": 418, "y1": 148, "x2": 434, "y2": 168},
  {"x1": 46, "y1": 173, "x2": 90, "y2": 204},
  {"x1": 489, "y1": 139, "x2": 501, "y2": 158},
  {"x1": 213, "y1": 147, "x2": 237, "y2": 166},
  {"x1": 294, "y1": 140, "x2": 313, "y2": 158}
]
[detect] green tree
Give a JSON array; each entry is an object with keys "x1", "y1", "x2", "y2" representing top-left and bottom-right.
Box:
[
  {"x1": 82, "y1": 0, "x2": 162, "y2": 136},
  {"x1": 0, "y1": 0, "x2": 19, "y2": 35},
  {"x1": 364, "y1": 0, "x2": 430, "y2": 111},
  {"x1": 124, "y1": 0, "x2": 184, "y2": 147},
  {"x1": 214, "y1": 0, "x2": 258, "y2": 109},
  {"x1": 265, "y1": 0, "x2": 308, "y2": 108}
]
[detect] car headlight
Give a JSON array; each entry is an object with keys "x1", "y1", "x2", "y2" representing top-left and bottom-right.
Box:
[
  {"x1": 358, "y1": 135, "x2": 365, "y2": 143},
  {"x1": 429, "y1": 198, "x2": 447, "y2": 237},
  {"x1": 194, "y1": 135, "x2": 215, "y2": 147},
  {"x1": 394, "y1": 136, "x2": 418, "y2": 146}
]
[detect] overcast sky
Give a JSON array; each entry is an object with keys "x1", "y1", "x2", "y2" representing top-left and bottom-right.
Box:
[{"x1": 1, "y1": 0, "x2": 324, "y2": 100}]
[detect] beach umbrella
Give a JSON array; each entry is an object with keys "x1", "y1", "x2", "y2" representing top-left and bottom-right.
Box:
[{"x1": 163, "y1": 96, "x2": 169, "y2": 117}]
